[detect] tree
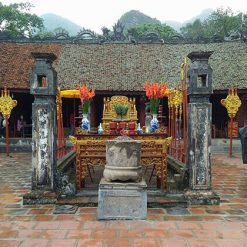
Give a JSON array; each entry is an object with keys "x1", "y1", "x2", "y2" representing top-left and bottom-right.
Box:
[
  {"x1": 0, "y1": 1, "x2": 43, "y2": 38},
  {"x1": 128, "y1": 23, "x2": 177, "y2": 38},
  {"x1": 206, "y1": 7, "x2": 241, "y2": 37},
  {"x1": 180, "y1": 7, "x2": 243, "y2": 39},
  {"x1": 180, "y1": 19, "x2": 206, "y2": 39}
]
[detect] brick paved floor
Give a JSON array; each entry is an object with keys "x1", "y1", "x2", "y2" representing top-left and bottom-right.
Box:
[{"x1": 0, "y1": 153, "x2": 247, "y2": 246}]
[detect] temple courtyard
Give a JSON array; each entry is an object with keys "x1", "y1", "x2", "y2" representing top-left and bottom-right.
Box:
[{"x1": 0, "y1": 153, "x2": 246, "y2": 247}]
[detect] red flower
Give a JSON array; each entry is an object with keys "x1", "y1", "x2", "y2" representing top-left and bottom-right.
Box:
[
  {"x1": 78, "y1": 84, "x2": 95, "y2": 103},
  {"x1": 144, "y1": 82, "x2": 168, "y2": 99}
]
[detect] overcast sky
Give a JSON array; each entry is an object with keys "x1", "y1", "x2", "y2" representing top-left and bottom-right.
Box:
[{"x1": 2, "y1": 0, "x2": 247, "y2": 32}]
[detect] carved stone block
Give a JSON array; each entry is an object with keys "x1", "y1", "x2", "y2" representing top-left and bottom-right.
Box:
[
  {"x1": 97, "y1": 178, "x2": 147, "y2": 220},
  {"x1": 103, "y1": 136, "x2": 142, "y2": 182}
]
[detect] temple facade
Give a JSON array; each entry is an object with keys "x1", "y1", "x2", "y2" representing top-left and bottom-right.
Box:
[{"x1": 0, "y1": 39, "x2": 247, "y2": 136}]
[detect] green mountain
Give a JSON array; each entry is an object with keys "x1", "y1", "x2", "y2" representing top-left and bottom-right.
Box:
[
  {"x1": 41, "y1": 13, "x2": 83, "y2": 36},
  {"x1": 119, "y1": 10, "x2": 161, "y2": 31},
  {"x1": 164, "y1": 9, "x2": 213, "y2": 31}
]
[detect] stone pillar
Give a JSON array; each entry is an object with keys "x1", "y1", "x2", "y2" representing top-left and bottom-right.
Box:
[
  {"x1": 185, "y1": 51, "x2": 220, "y2": 205},
  {"x1": 30, "y1": 53, "x2": 57, "y2": 191}
]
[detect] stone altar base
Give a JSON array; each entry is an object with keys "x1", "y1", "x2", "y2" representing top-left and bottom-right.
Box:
[
  {"x1": 184, "y1": 190, "x2": 220, "y2": 205},
  {"x1": 97, "y1": 178, "x2": 147, "y2": 220},
  {"x1": 23, "y1": 191, "x2": 57, "y2": 205}
]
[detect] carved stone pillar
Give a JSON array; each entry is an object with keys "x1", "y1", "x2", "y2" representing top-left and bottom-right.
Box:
[
  {"x1": 30, "y1": 53, "x2": 57, "y2": 191},
  {"x1": 185, "y1": 51, "x2": 220, "y2": 205}
]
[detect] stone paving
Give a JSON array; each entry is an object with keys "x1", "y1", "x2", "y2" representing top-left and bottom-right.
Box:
[{"x1": 0, "y1": 153, "x2": 247, "y2": 246}]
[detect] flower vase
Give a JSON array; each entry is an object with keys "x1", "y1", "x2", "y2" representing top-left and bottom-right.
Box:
[
  {"x1": 136, "y1": 123, "x2": 143, "y2": 134},
  {"x1": 98, "y1": 123, "x2": 104, "y2": 134},
  {"x1": 150, "y1": 114, "x2": 159, "y2": 133},
  {"x1": 145, "y1": 113, "x2": 152, "y2": 133},
  {"x1": 81, "y1": 114, "x2": 90, "y2": 132}
]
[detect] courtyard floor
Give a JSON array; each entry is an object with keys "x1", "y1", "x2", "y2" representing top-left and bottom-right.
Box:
[{"x1": 0, "y1": 153, "x2": 247, "y2": 247}]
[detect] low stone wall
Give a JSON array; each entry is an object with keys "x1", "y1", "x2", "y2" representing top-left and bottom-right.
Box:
[
  {"x1": 167, "y1": 155, "x2": 188, "y2": 192},
  {"x1": 0, "y1": 138, "x2": 73, "y2": 153},
  {"x1": 0, "y1": 138, "x2": 32, "y2": 152}
]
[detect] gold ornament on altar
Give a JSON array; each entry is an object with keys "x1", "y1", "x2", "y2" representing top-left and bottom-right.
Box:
[
  {"x1": 56, "y1": 88, "x2": 62, "y2": 114},
  {"x1": 167, "y1": 88, "x2": 175, "y2": 108},
  {"x1": 180, "y1": 57, "x2": 187, "y2": 81},
  {"x1": 0, "y1": 87, "x2": 17, "y2": 118},
  {"x1": 173, "y1": 89, "x2": 183, "y2": 116},
  {"x1": 167, "y1": 88, "x2": 183, "y2": 116},
  {"x1": 69, "y1": 135, "x2": 77, "y2": 145},
  {"x1": 221, "y1": 88, "x2": 241, "y2": 118}
]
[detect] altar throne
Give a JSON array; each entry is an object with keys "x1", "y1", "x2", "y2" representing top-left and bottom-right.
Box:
[{"x1": 102, "y1": 95, "x2": 138, "y2": 130}]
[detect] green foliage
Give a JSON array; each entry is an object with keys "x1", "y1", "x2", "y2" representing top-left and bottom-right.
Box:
[
  {"x1": 149, "y1": 98, "x2": 160, "y2": 115},
  {"x1": 206, "y1": 7, "x2": 241, "y2": 37},
  {"x1": 128, "y1": 23, "x2": 177, "y2": 38},
  {"x1": 180, "y1": 7, "x2": 244, "y2": 39},
  {"x1": 82, "y1": 100, "x2": 90, "y2": 114},
  {"x1": 0, "y1": 1, "x2": 44, "y2": 38},
  {"x1": 113, "y1": 104, "x2": 129, "y2": 119},
  {"x1": 180, "y1": 19, "x2": 207, "y2": 39}
]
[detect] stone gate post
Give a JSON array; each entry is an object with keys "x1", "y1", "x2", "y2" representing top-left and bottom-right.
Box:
[
  {"x1": 30, "y1": 52, "x2": 57, "y2": 192},
  {"x1": 185, "y1": 51, "x2": 220, "y2": 205}
]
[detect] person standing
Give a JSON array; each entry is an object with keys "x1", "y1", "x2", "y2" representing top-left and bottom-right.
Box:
[{"x1": 17, "y1": 115, "x2": 25, "y2": 137}]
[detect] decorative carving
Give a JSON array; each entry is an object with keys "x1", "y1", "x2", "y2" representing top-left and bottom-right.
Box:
[
  {"x1": 221, "y1": 88, "x2": 241, "y2": 118},
  {"x1": 102, "y1": 95, "x2": 138, "y2": 130},
  {"x1": 173, "y1": 89, "x2": 183, "y2": 116},
  {"x1": 0, "y1": 87, "x2": 17, "y2": 118},
  {"x1": 69, "y1": 135, "x2": 77, "y2": 145},
  {"x1": 112, "y1": 21, "x2": 125, "y2": 41},
  {"x1": 141, "y1": 31, "x2": 160, "y2": 43},
  {"x1": 73, "y1": 30, "x2": 98, "y2": 43},
  {"x1": 54, "y1": 31, "x2": 70, "y2": 40},
  {"x1": 2, "y1": 26, "x2": 245, "y2": 43}
]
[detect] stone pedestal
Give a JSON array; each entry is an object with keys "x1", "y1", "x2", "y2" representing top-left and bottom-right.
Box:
[
  {"x1": 97, "y1": 178, "x2": 147, "y2": 220},
  {"x1": 98, "y1": 136, "x2": 147, "y2": 219}
]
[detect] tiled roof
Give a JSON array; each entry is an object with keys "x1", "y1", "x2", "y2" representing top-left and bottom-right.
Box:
[
  {"x1": 0, "y1": 43, "x2": 62, "y2": 89},
  {"x1": 0, "y1": 41, "x2": 247, "y2": 91}
]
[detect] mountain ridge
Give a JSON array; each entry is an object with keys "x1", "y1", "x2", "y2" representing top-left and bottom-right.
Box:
[
  {"x1": 41, "y1": 13, "x2": 83, "y2": 36},
  {"x1": 40, "y1": 9, "x2": 213, "y2": 35},
  {"x1": 163, "y1": 9, "x2": 213, "y2": 31}
]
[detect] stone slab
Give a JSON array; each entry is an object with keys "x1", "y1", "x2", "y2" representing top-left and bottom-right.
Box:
[
  {"x1": 53, "y1": 205, "x2": 78, "y2": 214},
  {"x1": 185, "y1": 190, "x2": 220, "y2": 205},
  {"x1": 22, "y1": 191, "x2": 57, "y2": 205},
  {"x1": 97, "y1": 178, "x2": 147, "y2": 220}
]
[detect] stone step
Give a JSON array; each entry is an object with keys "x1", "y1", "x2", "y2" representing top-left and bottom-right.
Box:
[{"x1": 57, "y1": 190, "x2": 188, "y2": 208}]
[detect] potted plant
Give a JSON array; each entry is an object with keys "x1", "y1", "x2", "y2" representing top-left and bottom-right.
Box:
[{"x1": 113, "y1": 103, "x2": 129, "y2": 120}]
